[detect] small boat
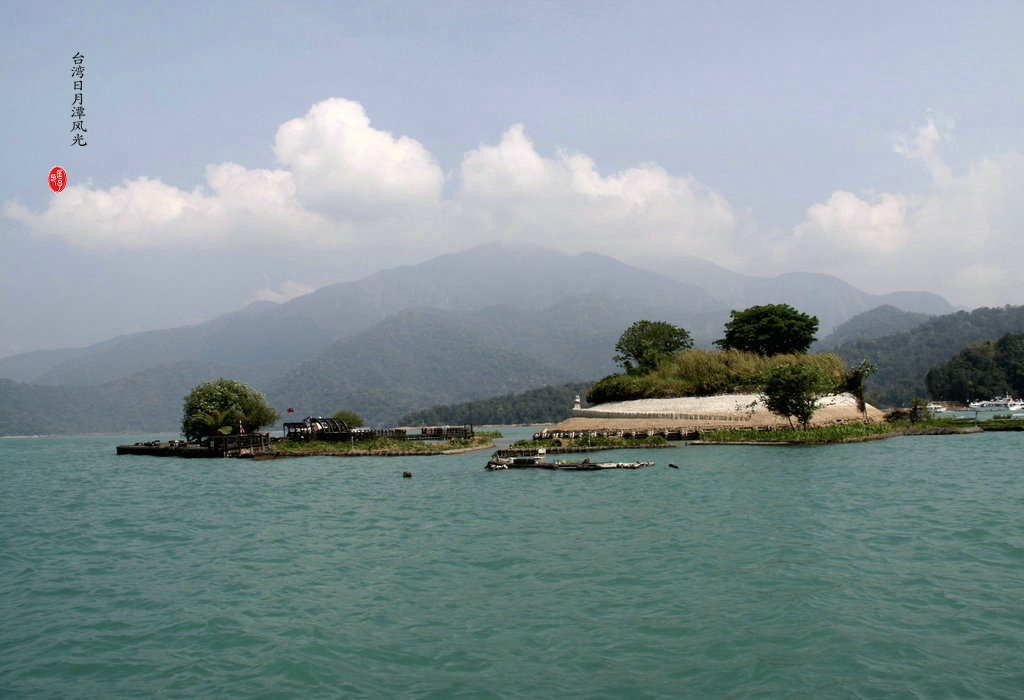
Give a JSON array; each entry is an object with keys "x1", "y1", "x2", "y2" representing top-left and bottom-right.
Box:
[
  {"x1": 486, "y1": 455, "x2": 652, "y2": 471},
  {"x1": 967, "y1": 396, "x2": 1024, "y2": 411},
  {"x1": 926, "y1": 402, "x2": 948, "y2": 413}
]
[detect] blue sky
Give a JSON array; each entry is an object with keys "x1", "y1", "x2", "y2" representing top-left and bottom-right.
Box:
[{"x1": 3, "y1": 0, "x2": 1024, "y2": 357}]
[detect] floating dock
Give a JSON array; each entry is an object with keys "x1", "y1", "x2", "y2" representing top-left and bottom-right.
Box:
[
  {"x1": 486, "y1": 455, "x2": 653, "y2": 471},
  {"x1": 117, "y1": 434, "x2": 271, "y2": 458}
]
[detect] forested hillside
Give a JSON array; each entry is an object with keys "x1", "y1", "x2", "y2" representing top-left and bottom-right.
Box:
[
  {"x1": 925, "y1": 333, "x2": 1024, "y2": 403},
  {"x1": 266, "y1": 309, "x2": 574, "y2": 427},
  {"x1": 0, "y1": 361, "x2": 241, "y2": 436},
  {"x1": 815, "y1": 305, "x2": 934, "y2": 349},
  {"x1": 400, "y1": 381, "x2": 593, "y2": 426},
  {"x1": 834, "y1": 306, "x2": 1024, "y2": 406}
]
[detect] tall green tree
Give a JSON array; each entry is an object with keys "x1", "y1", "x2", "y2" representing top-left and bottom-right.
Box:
[
  {"x1": 331, "y1": 409, "x2": 365, "y2": 428},
  {"x1": 613, "y1": 320, "x2": 694, "y2": 374},
  {"x1": 995, "y1": 333, "x2": 1024, "y2": 396},
  {"x1": 716, "y1": 304, "x2": 819, "y2": 356},
  {"x1": 759, "y1": 363, "x2": 837, "y2": 429},
  {"x1": 181, "y1": 378, "x2": 279, "y2": 440}
]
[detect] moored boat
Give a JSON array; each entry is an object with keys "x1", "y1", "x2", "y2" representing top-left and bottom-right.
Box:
[
  {"x1": 486, "y1": 454, "x2": 653, "y2": 471},
  {"x1": 967, "y1": 396, "x2": 1024, "y2": 412}
]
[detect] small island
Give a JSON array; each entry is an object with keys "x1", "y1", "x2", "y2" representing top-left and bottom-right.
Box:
[
  {"x1": 117, "y1": 378, "x2": 498, "y2": 459},
  {"x1": 530, "y1": 307, "x2": 1020, "y2": 446}
]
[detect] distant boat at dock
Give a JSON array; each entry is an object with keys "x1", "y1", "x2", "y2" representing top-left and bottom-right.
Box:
[{"x1": 967, "y1": 397, "x2": 1024, "y2": 412}]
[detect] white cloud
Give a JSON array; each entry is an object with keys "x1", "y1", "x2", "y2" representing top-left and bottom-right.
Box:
[
  {"x1": 7, "y1": 100, "x2": 1023, "y2": 308},
  {"x1": 455, "y1": 123, "x2": 741, "y2": 262},
  {"x1": 4, "y1": 167, "x2": 333, "y2": 250},
  {"x1": 274, "y1": 97, "x2": 444, "y2": 216},
  {"x1": 794, "y1": 190, "x2": 909, "y2": 255},
  {"x1": 775, "y1": 115, "x2": 1024, "y2": 306},
  {"x1": 5, "y1": 99, "x2": 741, "y2": 266},
  {"x1": 249, "y1": 280, "x2": 316, "y2": 304},
  {"x1": 5, "y1": 98, "x2": 443, "y2": 251},
  {"x1": 893, "y1": 111, "x2": 954, "y2": 183}
]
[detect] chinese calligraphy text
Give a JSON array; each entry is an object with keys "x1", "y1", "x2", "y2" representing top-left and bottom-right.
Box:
[{"x1": 71, "y1": 52, "x2": 87, "y2": 146}]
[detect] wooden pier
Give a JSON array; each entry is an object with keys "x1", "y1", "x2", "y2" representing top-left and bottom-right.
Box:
[
  {"x1": 283, "y1": 418, "x2": 474, "y2": 443},
  {"x1": 117, "y1": 433, "x2": 271, "y2": 458},
  {"x1": 534, "y1": 427, "x2": 704, "y2": 441},
  {"x1": 533, "y1": 426, "x2": 782, "y2": 442}
]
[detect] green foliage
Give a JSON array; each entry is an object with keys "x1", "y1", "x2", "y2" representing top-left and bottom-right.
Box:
[
  {"x1": 270, "y1": 435, "x2": 493, "y2": 455},
  {"x1": 193, "y1": 407, "x2": 241, "y2": 436},
  {"x1": 817, "y1": 305, "x2": 932, "y2": 349},
  {"x1": 700, "y1": 423, "x2": 894, "y2": 443},
  {"x1": 979, "y1": 416, "x2": 1024, "y2": 430},
  {"x1": 925, "y1": 332, "x2": 1024, "y2": 403},
  {"x1": 400, "y1": 381, "x2": 593, "y2": 426},
  {"x1": 716, "y1": 304, "x2": 819, "y2": 356},
  {"x1": 884, "y1": 398, "x2": 932, "y2": 424},
  {"x1": 613, "y1": 320, "x2": 694, "y2": 374},
  {"x1": 759, "y1": 362, "x2": 838, "y2": 429},
  {"x1": 587, "y1": 349, "x2": 845, "y2": 404},
  {"x1": 840, "y1": 359, "x2": 878, "y2": 416},
  {"x1": 834, "y1": 305, "x2": 1024, "y2": 407},
  {"x1": 181, "y1": 378, "x2": 278, "y2": 441},
  {"x1": 330, "y1": 409, "x2": 365, "y2": 428},
  {"x1": 512, "y1": 435, "x2": 669, "y2": 449},
  {"x1": 267, "y1": 309, "x2": 572, "y2": 427}
]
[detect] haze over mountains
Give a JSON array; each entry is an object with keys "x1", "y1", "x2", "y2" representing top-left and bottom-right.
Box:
[{"x1": 0, "y1": 243, "x2": 956, "y2": 434}]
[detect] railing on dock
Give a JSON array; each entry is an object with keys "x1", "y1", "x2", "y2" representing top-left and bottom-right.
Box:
[
  {"x1": 117, "y1": 433, "x2": 271, "y2": 458},
  {"x1": 198, "y1": 432, "x2": 271, "y2": 456},
  {"x1": 282, "y1": 423, "x2": 474, "y2": 443},
  {"x1": 533, "y1": 425, "x2": 782, "y2": 442}
]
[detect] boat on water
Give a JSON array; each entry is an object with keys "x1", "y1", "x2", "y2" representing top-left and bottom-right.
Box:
[
  {"x1": 486, "y1": 454, "x2": 653, "y2": 471},
  {"x1": 926, "y1": 402, "x2": 948, "y2": 413},
  {"x1": 967, "y1": 396, "x2": 1024, "y2": 412}
]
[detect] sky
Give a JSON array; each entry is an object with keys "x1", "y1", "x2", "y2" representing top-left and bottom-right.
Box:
[{"x1": 3, "y1": 0, "x2": 1024, "y2": 358}]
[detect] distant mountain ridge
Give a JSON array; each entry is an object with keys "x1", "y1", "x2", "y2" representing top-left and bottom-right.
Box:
[
  {"x1": 0, "y1": 243, "x2": 960, "y2": 434},
  {"x1": 815, "y1": 305, "x2": 934, "y2": 350},
  {"x1": 631, "y1": 254, "x2": 953, "y2": 335}
]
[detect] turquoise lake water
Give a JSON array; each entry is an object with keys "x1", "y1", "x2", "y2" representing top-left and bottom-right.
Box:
[{"x1": 3, "y1": 427, "x2": 1024, "y2": 697}]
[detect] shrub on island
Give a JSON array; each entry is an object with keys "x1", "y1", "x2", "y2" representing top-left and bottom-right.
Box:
[{"x1": 586, "y1": 349, "x2": 846, "y2": 403}]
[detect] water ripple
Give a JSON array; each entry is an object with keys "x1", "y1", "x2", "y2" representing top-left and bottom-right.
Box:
[{"x1": 3, "y1": 431, "x2": 1024, "y2": 696}]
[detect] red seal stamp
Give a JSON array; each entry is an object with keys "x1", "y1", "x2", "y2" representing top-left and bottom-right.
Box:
[{"x1": 49, "y1": 166, "x2": 67, "y2": 193}]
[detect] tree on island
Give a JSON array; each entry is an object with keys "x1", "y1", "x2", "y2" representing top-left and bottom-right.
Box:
[
  {"x1": 716, "y1": 304, "x2": 819, "y2": 356},
  {"x1": 331, "y1": 408, "x2": 365, "y2": 428},
  {"x1": 181, "y1": 378, "x2": 279, "y2": 441},
  {"x1": 840, "y1": 359, "x2": 878, "y2": 418},
  {"x1": 759, "y1": 362, "x2": 837, "y2": 429},
  {"x1": 614, "y1": 320, "x2": 693, "y2": 374}
]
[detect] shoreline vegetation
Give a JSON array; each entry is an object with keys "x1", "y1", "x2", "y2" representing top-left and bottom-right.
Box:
[
  {"x1": 512, "y1": 417, "x2": 1019, "y2": 450},
  {"x1": 259, "y1": 435, "x2": 497, "y2": 459},
  {"x1": 692, "y1": 416, "x2": 1021, "y2": 445},
  {"x1": 512, "y1": 435, "x2": 674, "y2": 450},
  {"x1": 587, "y1": 348, "x2": 844, "y2": 404}
]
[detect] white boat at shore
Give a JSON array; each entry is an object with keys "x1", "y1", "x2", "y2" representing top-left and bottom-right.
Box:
[
  {"x1": 967, "y1": 396, "x2": 1024, "y2": 412},
  {"x1": 926, "y1": 402, "x2": 948, "y2": 413}
]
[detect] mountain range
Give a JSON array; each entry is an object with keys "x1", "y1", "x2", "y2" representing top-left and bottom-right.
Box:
[{"x1": 0, "y1": 242, "x2": 956, "y2": 435}]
